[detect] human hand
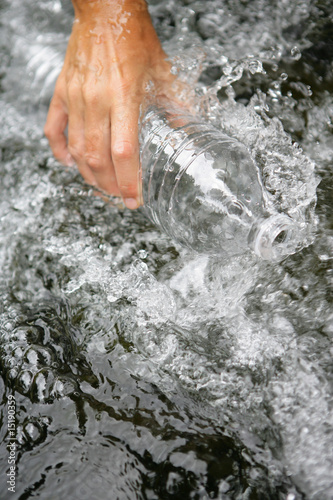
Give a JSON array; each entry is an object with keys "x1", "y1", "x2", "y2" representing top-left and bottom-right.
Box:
[{"x1": 44, "y1": 0, "x2": 175, "y2": 209}]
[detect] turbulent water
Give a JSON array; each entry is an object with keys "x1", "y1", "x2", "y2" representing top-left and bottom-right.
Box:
[{"x1": 0, "y1": 0, "x2": 332, "y2": 499}]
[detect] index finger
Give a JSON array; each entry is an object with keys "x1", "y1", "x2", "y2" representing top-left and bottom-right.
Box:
[{"x1": 44, "y1": 93, "x2": 73, "y2": 166}]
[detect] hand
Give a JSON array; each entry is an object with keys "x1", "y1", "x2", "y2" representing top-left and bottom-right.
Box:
[{"x1": 44, "y1": 0, "x2": 175, "y2": 209}]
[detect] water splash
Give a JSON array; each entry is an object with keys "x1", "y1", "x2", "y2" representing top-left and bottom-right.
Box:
[{"x1": 0, "y1": 0, "x2": 332, "y2": 499}]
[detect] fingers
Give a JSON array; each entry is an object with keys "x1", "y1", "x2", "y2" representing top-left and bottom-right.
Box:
[
  {"x1": 65, "y1": 80, "x2": 118, "y2": 196},
  {"x1": 45, "y1": 82, "x2": 144, "y2": 209},
  {"x1": 111, "y1": 102, "x2": 141, "y2": 209},
  {"x1": 45, "y1": 78, "x2": 142, "y2": 209},
  {"x1": 83, "y1": 101, "x2": 120, "y2": 196},
  {"x1": 65, "y1": 82, "x2": 99, "y2": 186},
  {"x1": 44, "y1": 91, "x2": 73, "y2": 167}
]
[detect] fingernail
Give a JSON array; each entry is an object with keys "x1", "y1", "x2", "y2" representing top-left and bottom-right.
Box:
[
  {"x1": 124, "y1": 198, "x2": 139, "y2": 210},
  {"x1": 65, "y1": 153, "x2": 75, "y2": 167}
]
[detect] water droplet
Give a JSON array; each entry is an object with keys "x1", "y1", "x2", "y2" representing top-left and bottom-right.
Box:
[
  {"x1": 291, "y1": 46, "x2": 301, "y2": 60},
  {"x1": 8, "y1": 368, "x2": 18, "y2": 379},
  {"x1": 137, "y1": 249, "x2": 148, "y2": 259},
  {"x1": 227, "y1": 201, "x2": 244, "y2": 216},
  {"x1": 24, "y1": 422, "x2": 41, "y2": 441},
  {"x1": 247, "y1": 59, "x2": 264, "y2": 75},
  {"x1": 25, "y1": 348, "x2": 38, "y2": 366},
  {"x1": 17, "y1": 370, "x2": 33, "y2": 392}
]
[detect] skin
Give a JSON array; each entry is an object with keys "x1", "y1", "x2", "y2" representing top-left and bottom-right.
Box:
[{"x1": 44, "y1": 0, "x2": 175, "y2": 209}]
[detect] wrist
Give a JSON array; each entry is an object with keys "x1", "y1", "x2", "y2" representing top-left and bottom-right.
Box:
[{"x1": 71, "y1": 0, "x2": 148, "y2": 21}]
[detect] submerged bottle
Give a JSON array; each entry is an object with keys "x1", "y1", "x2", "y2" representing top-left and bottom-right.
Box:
[{"x1": 139, "y1": 99, "x2": 299, "y2": 261}]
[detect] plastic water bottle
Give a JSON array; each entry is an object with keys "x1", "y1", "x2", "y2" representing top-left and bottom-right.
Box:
[{"x1": 139, "y1": 99, "x2": 299, "y2": 261}]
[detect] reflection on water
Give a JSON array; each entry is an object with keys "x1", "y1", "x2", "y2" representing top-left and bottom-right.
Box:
[{"x1": 0, "y1": 0, "x2": 332, "y2": 499}]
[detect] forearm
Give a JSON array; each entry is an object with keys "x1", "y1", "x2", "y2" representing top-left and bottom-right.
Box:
[{"x1": 69, "y1": 0, "x2": 164, "y2": 66}]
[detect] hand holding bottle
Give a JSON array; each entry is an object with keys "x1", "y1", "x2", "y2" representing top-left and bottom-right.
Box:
[{"x1": 44, "y1": 0, "x2": 175, "y2": 209}]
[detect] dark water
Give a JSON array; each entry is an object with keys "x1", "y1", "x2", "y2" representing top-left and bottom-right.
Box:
[{"x1": 0, "y1": 1, "x2": 332, "y2": 499}]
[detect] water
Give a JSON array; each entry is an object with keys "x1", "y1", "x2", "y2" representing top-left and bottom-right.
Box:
[{"x1": 0, "y1": 0, "x2": 332, "y2": 499}]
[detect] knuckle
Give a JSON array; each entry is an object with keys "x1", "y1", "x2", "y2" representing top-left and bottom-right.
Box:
[
  {"x1": 53, "y1": 77, "x2": 67, "y2": 97},
  {"x1": 67, "y1": 80, "x2": 82, "y2": 101},
  {"x1": 43, "y1": 123, "x2": 53, "y2": 139},
  {"x1": 112, "y1": 140, "x2": 136, "y2": 162},
  {"x1": 52, "y1": 145, "x2": 65, "y2": 160},
  {"x1": 119, "y1": 181, "x2": 138, "y2": 198},
  {"x1": 84, "y1": 154, "x2": 104, "y2": 173},
  {"x1": 68, "y1": 144, "x2": 83, "y2": 162},
  {"x1": 82, "y1": 85, "x2": 98, "y2": 106}
]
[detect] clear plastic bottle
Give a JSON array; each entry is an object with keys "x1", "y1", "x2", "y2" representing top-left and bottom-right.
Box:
[{"x1": 139, "y1": 100, "x2": 299, "y2": 261}]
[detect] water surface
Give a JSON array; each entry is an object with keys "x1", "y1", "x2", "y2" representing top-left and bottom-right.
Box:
[{"x1": 0, "y1": 1, "x2": 332, "y2": 499}]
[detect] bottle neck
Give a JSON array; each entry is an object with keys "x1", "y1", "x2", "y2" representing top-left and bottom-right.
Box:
[{"x1": 248, "y1": 214, "x2": 300, "y2": 261}]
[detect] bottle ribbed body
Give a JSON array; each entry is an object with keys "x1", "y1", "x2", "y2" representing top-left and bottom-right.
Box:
[{"x1": 139, "y1": 101, "x2": 298, "y2": 260}]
